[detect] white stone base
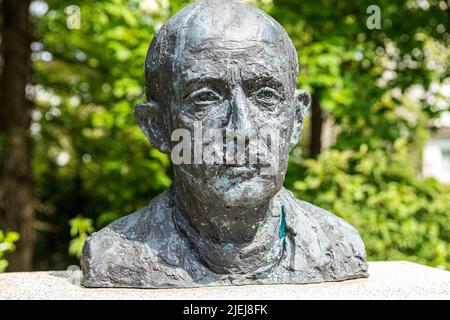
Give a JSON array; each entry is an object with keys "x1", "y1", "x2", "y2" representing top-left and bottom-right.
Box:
[{"x1": 0, "y1": 261, "x2": 449, "y2": 300}]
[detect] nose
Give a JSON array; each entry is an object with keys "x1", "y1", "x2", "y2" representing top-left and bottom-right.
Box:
[
  {"x1": 227, "y1": 87, "x2": 253, "y2": 136},
  {"x1": 225, "y1": 87, "x2": 258, "y2": 165}
]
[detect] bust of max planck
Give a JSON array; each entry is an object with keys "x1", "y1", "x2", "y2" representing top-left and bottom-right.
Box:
[{"x1": 81, "y1": 0, "x2": 368, "y2": 288}]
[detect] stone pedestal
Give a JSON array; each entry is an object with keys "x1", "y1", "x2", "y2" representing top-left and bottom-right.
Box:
[{"x1": 0, "y1": 261, "x2": 449, "y2": 300}]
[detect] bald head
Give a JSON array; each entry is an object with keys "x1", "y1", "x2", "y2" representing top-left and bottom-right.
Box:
[
  {"x1": 136, "y1": 0, "x2": 310, "y2": 205},
  {"x1": 145, "y1": 0, "x2": 299, "y2": 103}
]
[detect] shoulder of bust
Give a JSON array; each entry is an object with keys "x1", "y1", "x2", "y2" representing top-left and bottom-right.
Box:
[
  {"x1": 80, "y1": 187, "x2": 196, "y2": 288},
  {"x1": 279, "y1": 188, "x2": 369, "y2": 281}
]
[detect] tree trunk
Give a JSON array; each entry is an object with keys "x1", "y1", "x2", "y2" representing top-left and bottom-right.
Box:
[
  {"x1": 0, "y1": 0, "x2": 34, "y2": 271},
  {"x1": 309, "y1": 93, "x2": 323, "y2": 158}
]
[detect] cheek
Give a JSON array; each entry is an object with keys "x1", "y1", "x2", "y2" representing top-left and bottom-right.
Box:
[
  {"x1": 200, "y1": 103, "x2": 231, "y2": 129},
  {"x1": 253, "y1": 103, "x2": 294, "y2": 140}
]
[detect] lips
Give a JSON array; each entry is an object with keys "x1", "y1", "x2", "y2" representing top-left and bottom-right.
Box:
[
  {"x1": 225, "y1": 164, "x2": 259, "y2": 177},
  {"x1": 228, "y1": 163, "x2": 257, "y2": 168},
  {"x1": 199, "y1": 162, "x2": 272, "y2": 178}
]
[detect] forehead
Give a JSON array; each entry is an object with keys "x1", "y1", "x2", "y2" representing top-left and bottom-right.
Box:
[
  {"x1": 180, "y1": 1, "x2": 282, "y2": 48},
  {"x1": 177, "y1": 40, "x2": 288, "y2": 83},
  {"x1": 172, "y1": 2, "x2": 293, "y2": 83}
]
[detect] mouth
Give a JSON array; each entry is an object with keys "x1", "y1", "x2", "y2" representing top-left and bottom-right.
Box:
[
  {"x1": 225, "y1": 164, "x2": 259, "y2": 177},
  {"x1": 228, "y1": 163, "x2": 257, "y2": 168},
  {"x1": 200, "y1": 162, "x2": 275, "y2": 178}
]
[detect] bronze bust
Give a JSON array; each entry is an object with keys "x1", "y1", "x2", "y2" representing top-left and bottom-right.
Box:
[{"x1": 81, "y1": 0, "x2": 368, "y2": 288}]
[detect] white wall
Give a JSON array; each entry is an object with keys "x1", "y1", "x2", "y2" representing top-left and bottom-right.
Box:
[{"x1": 423, "y1": 139, "x2": 450, "y2": 183}]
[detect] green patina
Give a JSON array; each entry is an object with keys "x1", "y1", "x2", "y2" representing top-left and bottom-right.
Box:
[
  {"x1": 279, "y1": 205, "x2": 286, "y2": 239},
  {"x1": 223, "y1": 243, "x2": 234, "y2": 251},
  {"x1": 222, "y1": 177, "x2": 229, "y2": 186}
]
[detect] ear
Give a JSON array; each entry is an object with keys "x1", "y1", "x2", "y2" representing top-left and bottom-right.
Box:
[
  {"x1": 134, "y1": 101, "x2": 170, "y2": 154},
  {"x1": 290, "y1": 89, "x2": 312, "y2": 149}
]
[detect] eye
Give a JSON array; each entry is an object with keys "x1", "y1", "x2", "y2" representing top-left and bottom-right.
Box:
[
  {"x1": 253, "y1": 87, "x2": 281, "y2": 107},
  {"x1": 188, "y1": 88, "x2": 222, "y2": 106}
]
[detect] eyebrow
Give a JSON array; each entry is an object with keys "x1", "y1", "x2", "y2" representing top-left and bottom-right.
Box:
[
  {"x1": 241, "y1": 74, "x2": 284, "y2": 87},
  {"x1": 182, "y1": 76, "x2": 226, "y2": 88},
  {"x1": 179, "y1": 64, "x2": 227, "y2": 83},
  {"x1": 178, "y1": 58, "x2": 288, "y2": 92},
  {"x1": 180, "y1": 77, "x2": 228, "y2": 98}
]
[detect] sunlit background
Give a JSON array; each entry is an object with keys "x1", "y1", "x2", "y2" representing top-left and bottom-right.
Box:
[{"x1": 0, "y1": 0, "x2": 449, "y2": 272}]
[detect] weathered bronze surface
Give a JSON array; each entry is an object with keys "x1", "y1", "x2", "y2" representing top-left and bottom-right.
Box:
[{"x1": 81, "y1": 0, "x2": 368, "y2": 288}]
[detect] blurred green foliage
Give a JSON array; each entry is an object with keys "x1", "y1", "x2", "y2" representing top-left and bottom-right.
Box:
[
  {"x1": 286, "y1": 143, "x2": 450, "y2": 269},
  {"x1": 31, "y1": 0, "x2": 179, "y2": 269},
  {"x1": 26, "y1": 0, "x2": 450, "y2": 270},
  {"x1": 0, "y1": 231, "x2": 20, "y2": 272},
  {"x1": 272, "y1": 0, "x2": 450, "y2": 149},
  {"x1": 68, "y1": 216, "x2": 94, "y2": 258},
  {"x1": 274, "y1": 0, "x2": 450, "y2": 269}
]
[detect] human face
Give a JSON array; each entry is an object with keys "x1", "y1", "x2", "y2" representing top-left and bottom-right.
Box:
[{"x1": 170, "y1": 40, "x2": 297, "y2": 207}]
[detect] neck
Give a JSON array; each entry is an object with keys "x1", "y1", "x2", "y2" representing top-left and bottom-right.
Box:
[
  {"x1": 171, "y1": 180, "x2": 286, "y2": 274},
  {"x1": 174, "y1": 180, "x2": 273, "y2": 244}
]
